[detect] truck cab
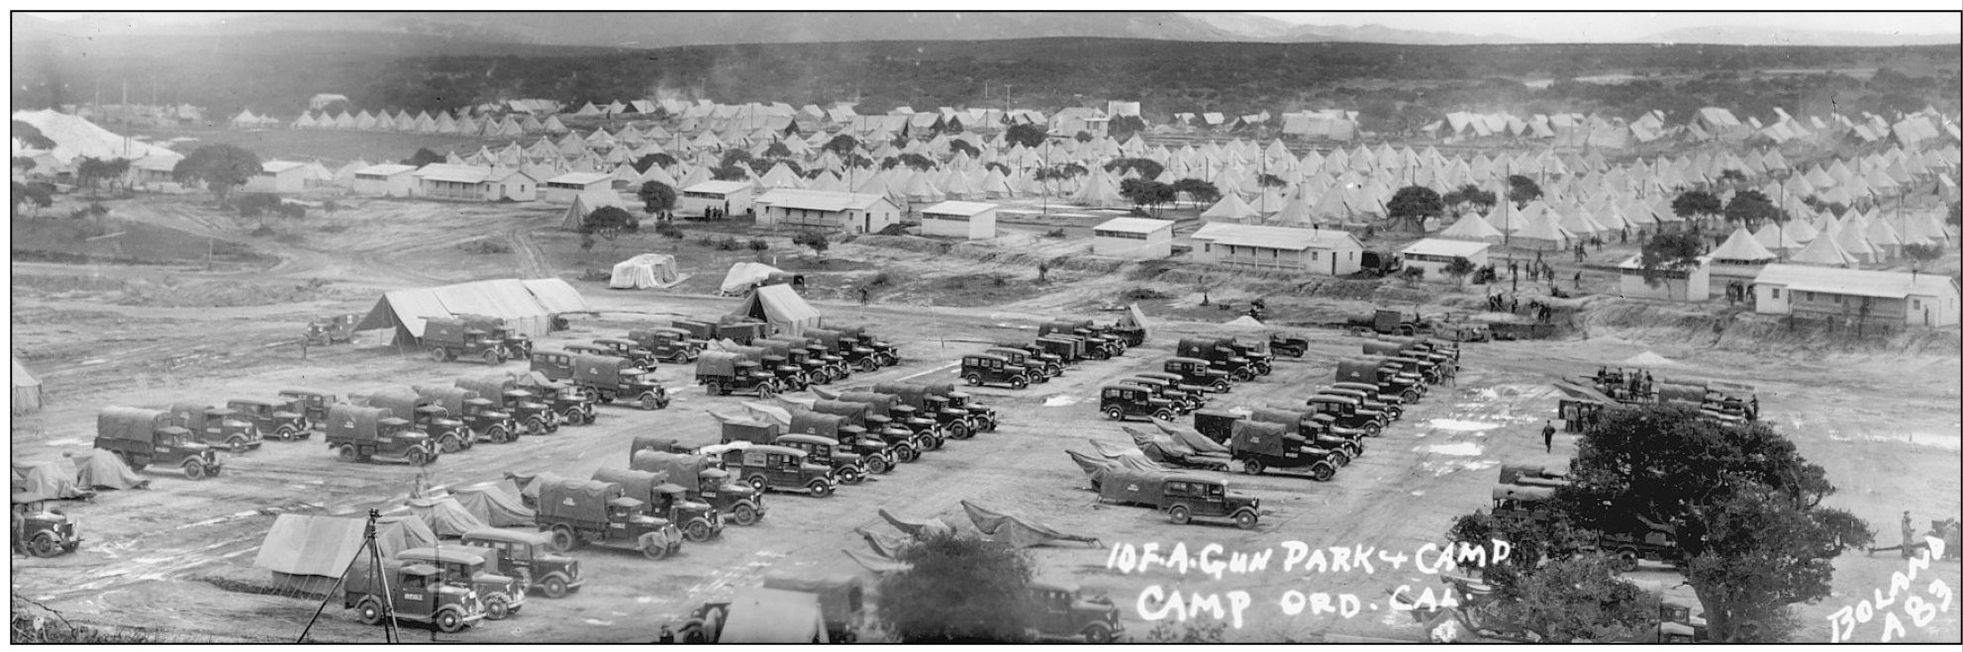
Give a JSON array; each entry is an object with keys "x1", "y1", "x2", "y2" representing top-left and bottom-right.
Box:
[
  {"x1": 459, "y1": 397, "x2": 519, "y2": 443},
  {"x1": 94, "y1": 406, "x2": 224, "y2": 479},
  {"x1": 1164, "y1": 357, "x2": 1233, "y2": 393},
  {"x1": 326, "y1": 404, "x2": 437, "y2": 466},
  {"x1": 231, "y1": 397, "x2": 309, "y2": 441},
  {"x1": 1099, "y1": 385, "x2": 1179, "y2": 422},
  {"x1": 12, "y1": 503, "x2": 81, "y2": 558},
  {"x1": 650, "y1": 483, "x2": 726, "y2": 542},
  {"x1": 985, "y1": 348, "x2": 1052, "y2": 382},
  {"x1": 627, "y1": 328, "x2": 701, "y2": 363},
  {"x1": 961, "y1": 354, "x2": 1030, "y2": 390},
  {"x1": 696, "y1": 352, "x2": 782, "y2": 398},
  {"x1": 169, "y1": 402, "x2": 262, "y2": 453},
  {"x1": 458, "y1": 528, "x2": 584, "y2": 599},
  {"x1": 1029, "y1": 580, "x2": 1124, "y2": 643},
  {"x1": 719, "y1": 445, "x2": 835, "y2": 497},
  {"x1": 344, "y1": 562, "x2": 486, "y2": 633},
  {"x1": 396, "y1": 547, "x2": 527, "y2": 620},
  {"x1": 276, "y1": 388, "x2": 340, "y2": 431},
  {"x1": 775, "y1": 434, "x2": 868, "y2": 486},
  {"x1": 1312, "y1": 390, "x2": 1394, "y2": 426},
  {"x1": 937, "y1": 390, "x2": 998, "y2": 433},
  {"x1": 1117, "y1": 376, "x2": 1202, "y2": 412},
  {"x1": 1305, "y1": 395, "x2": 1384, "y2": 437},
  {"x1": 591, "y1": 338, "x2": 661, "y2": 371}
]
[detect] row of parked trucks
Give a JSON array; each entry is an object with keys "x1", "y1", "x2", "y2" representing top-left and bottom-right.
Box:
[
  {"x1": 339, "y1": 524, "x2": 591, "y2": 633},
  {"x1": 689, "y1": 323, "x2": 904, "y2": 399}
]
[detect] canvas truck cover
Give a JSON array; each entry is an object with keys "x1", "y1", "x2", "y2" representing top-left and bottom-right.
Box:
[
  {"x1": 536, "y1": 477, "x2": 619, "y2": 524},
  {"x1": 375, "y1": 514, "x2": 439, "y2": 556},
  {"x1": 724, "y1": 345, "x2": 769, "y2": 361},
  {"x1": 70, "y1": 450, "x2": 149, "y2": 490},
  {"x1": 762, "y1": 573, "x2": 865, "y2": 625},
  {"x1": 631, "y1": 435, "x2": 686, "y2": 457},
  {"x1": 1363, "y1": 340, "x2": 1419, "y2": 357},
  {"x1": 515, "y1": 470, "x2": 569, "y2": 505},
  {"x1": 407, "y1": 495, "x2": 491, "y2": 538},
  {"x1": 632, "y1": 451, "x2": 710, "y2": 492},
  {"x1": 788, "y1": 409, "x2": 844, "y2": 438},
  {"x1": 672, "y1": 319, "x2": 716, "y2": 340},
  {"x1": 343, "y1": 556, "x2": 410, "y2": 596},
  {"x1": 97, "y1": 406, "x2": 174, "y2": 442},
  {"x1": 1230, "y1": 420, "x2": 1291, "y2": 457},
  {"x1": 720, "y1": 587, "x2": 829, "y2": 643},
  {"x1": 326, "y1": 404, "x2": 395, "y2": 442},
  {"x1": 872, "y1": 384, "x2": 928, "y2": 409},
  {"x1": 753, "y1": 338, "x2": 797, "y2": 357},
  {"x1": 455, "y1": 376, "x2": 518, "y2": 401},
  {"x1": 809, "y1": 399, "x2": 869, "y2": 424},
  {"x1": 834, "y1": 392, "x2": 895, "y2": 416},
  {"x1": 1152, "y1": 418, "x2": 1231, "y2": 455},
  {"x1": 255, "y1": 513, "x2": 370, "y2": 578},
  {"x1": 1655, "y1": 381, "x2": 1707, "y2": 404},
  {"x1": 1095, "y1": 467, "x2": 1169, "y2": 506},
  {"x1": 422, "y1": 317, "x2": 481, "y2": 347},
  {"x1": 359, "y1": 388, "x2": 426, "y2": 422},
  {"x1": 571, "y1": 355, "x2": 630, "y2": 385},
  {"x1": 911, "y1": 382, "x2": 957, "y2": 397},
  {"x1": 697, "y1": 351, "x2": 745, "y2": 376},
  {"x1": 449, "y1": 481, "x2": 535, "y2": 528},
  {"x1": 591, "y1": 467, "x2": 672, "y2": 506},
  {"x1": 415, "y1": 385, "x2": 477, "y2": 415},
  {"x1": 961, "y1": 500, "x2": 1100, "y2": 549},
  {"x1": 804, "y1": 328, "x2": 844, "y2": 349},
  {"x1": 1247, "y1": 407, "x2": 1307, "y2": 435},
  {"x1": 11, "y1": 459, "x2": 87, "y2": 503},
  {"x1": 720, "y1": 417, "x2": 782, "y2": 445},
  {"x1": 1334, "y1": 360, "x2": 1390, "y2": 384},
  {"x1": 1037, "y1": 336, "x2": 1084, "y2": 357}
]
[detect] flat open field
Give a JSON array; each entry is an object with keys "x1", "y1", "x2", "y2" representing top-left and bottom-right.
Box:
[{"x1": 10, "y1": 190, "x2": 1960, "y2": 643}]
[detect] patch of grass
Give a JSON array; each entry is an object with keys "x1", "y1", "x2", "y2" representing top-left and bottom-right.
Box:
[{"x1": 458, "y1": 238, "x2": 514, "y2": 254}]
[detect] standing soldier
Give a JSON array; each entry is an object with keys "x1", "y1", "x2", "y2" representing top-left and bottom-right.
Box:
[{"x1": 1541, "y1": 420, "x2": 1556, "y2": 453}]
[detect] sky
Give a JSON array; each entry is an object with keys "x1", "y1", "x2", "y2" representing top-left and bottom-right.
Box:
[{"x1": 1250, "y1": 11, "x2": 1963, "y2": 41}]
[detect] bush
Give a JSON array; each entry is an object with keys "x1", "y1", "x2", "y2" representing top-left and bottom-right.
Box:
[
  {"x1": 459, "y1": 238, "x2": 514, "y2": 254},
  {"x1": 713, "y1": 236, "x2": 741, "y2": 251},
  {"x1": 747, "y1": 238, "x2": 770, "y2": 252},
  {"x1": 250, "y1": 224, "x2": 275, "y2": 237},
  {"x1": 877, "y1": 532, "x2": 1034, "y2": 642},
  {"x1": 867, "y1": 271, "x2": 892, "y2": 287},
  {"x1": 695, "y1": 234, "x2": 719, "y2": 247},
  {"x1": 655, "y1": 222, "x2": 685, "y2": 240},
  {"x1": 1043, "y1": 228, "x2": 1066, "y2": 238},
  {"x1": 1122, "y1": 287, "x2": 1171, "y2": 300}
]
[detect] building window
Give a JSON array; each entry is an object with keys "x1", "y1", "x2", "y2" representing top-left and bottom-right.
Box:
[
  {"x1": 1311, "y1": 251, "x2": 1319, "y2": 260},
  {"x1": 1770, "y1": 288, "x2": 1779, "y2": 299},
  {"x1": 1912, "y1": 299, "x2": 1921, "y2": 310}
]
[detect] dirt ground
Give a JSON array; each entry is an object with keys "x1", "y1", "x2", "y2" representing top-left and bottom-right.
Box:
[{"x1": 9, "y1": 191, "x2": 1960, "y2": 643}]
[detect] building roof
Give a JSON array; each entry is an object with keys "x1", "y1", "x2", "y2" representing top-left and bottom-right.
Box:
[
  {"x1": 754, "y1": 189, "x2": 889, "y2": 212},
  {"x1": 1189, "y1": 222, "x2": 1358, "y2": 250},
  {"x1": 682, "y1": 180, "x2": 754, "y2": 195},
  {"x1": 1400, "y1": 238, "x2": 1493, "y2": 258},
  {"x1": 414, "y1": 164, "x2": 497, "y2": 184},
  {"x1": 259, "y1": 160, "x2": 307, "y2": 174},
  {"x1": 1616, "y1": 254, "x2": 1710, "y2": 272},
  {"x1": 544, "y1": 171, "x2": 613, "y2": 185},
  {"x1": 354, "y1": 164, "x2": 419, "y2": 177},
  {"x1": 1093, "y1": 217, "x2": 1176, "y2": 235},
  {"x1": 920, "y1": 200, "x2": 997, "y2": 217},
  {"x1": 1753, "y1": 263, "x2": 1959, "y2": 300}
]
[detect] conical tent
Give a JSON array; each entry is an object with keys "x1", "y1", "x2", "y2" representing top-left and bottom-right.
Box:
[
  {"x1": 1787, "y1": 229, "x2": 1859, "y2": 267},
  {"x1": 1438, "y1": 212, "x2": 1505, "y2": 243},
  {"x1": 1200, "y1": 191, "x2": 1259, "y2": 222},
  {"x1": 1709, "y1": 227, "x2": 1775, "y2": 263}
]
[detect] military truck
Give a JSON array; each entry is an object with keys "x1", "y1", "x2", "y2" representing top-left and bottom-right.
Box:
[
  {"x1": 696, "y1": 351, "x2": 783, "y2": 398},
  {"x1": 831, "y1": 391, "x2": 938, "y2": 457},
  {"x1": 1305, "y1": 394, "x2": 1389, "y2": 435},
  {"x1": 1164, "y1": 357, "x2": 1234, "y2": 393},
  {"x1": 1222, "y1": 337, "x2": 1275, "y2": 375},
  {"x1": 303, "y1": 314, "x2": 358, "y2": 346},
  {"x1": 510, "y1": 366, "x2": 599, "y2": 425},
  {"x1": 961, "y1": 354, "x2": 1031, "y2": 390},
  {"x1": 1030, "y1": 580, "x2": 1125, "y2": 643},
  {"x1": 832, "y1": 324, "x2": 900, "y2": 367},
  {"x1": 454, "y1": 313, "x2": 534, "y2": 360},
  {"x1": 344, "y1": 558, "x2": 486, "y2": 633},
  {"x1": 415, "y1": 385, "x2": 520, "y2": 444},
  {"x1": 358, "y1": 388, "x2": 471, "y2": 453},
  {"x1": 276, "y1": 388, "x2": 340, "y2": 432},
  {"x1": 1268, "y1": 332, "x2": 1310, "y2": 358},
  {"x1": 1334, "y1": 358, "x2": 1427, "y2": 404},
  {"x1": 166, "y1": 402, "x2": 262, "y2": 453},
  {"x1": 566, "y1": 355, "x2": 669, "y2": 410},
  {"x1": 808, "y1": 397, "x2": 918, "y2": 464},
  {"x1": 1243, "y1": 407, "x2": 1365, "y2": 462},
  {"x1": 590, "y1": 337, "x2": 663, "y2": 370},
  {"x1": 805, "y1": 328, "x2": 881, "y2": 373},
  {"x1": 533, "y1": 476, "x2": 684, "y2": 559},
  {"x1": 626, "y1": 327, "x2": 701, "y2": 363},
  {"x1": 788, "y1": 408, "x2": 894, "y2": 475},
  {"x1": 1034, "y1": 335, "x2": 1086, "y2": 364},
  {"x1": 592, "y1": 467, "x2": 724, "y2": 543},
  {"x1": 1225, "y1": 419, "x2": 1339, "y2": 481},
  {"x1": 1316, "y1": 387, "x2": 1402, "y2": 422},
  {"x1": 1116, "y1": 376, "x2": 1204, "y2": 412},
  {"x1": 422, "y1": 317, "x2": 512, "y2": 365},
  {"x1": 396, "y1": 547, "x2": 527, "y2": 620},
  {"x1": 631, "y1": 449, "x2": 767, "y2": 526},
  {"x1": 1175, "y1": 337, "x2": 1261, "y2": 381},
  {"x1": 94, "y1": 406, "x2": 224, "y2": 479},
  {"x1": 983, "y1": 347, "x2": 1054, "y2": 382},
  {"x1": 11, "y1": 503, "x2": 81, "y2": 558},
  {"x1": 796, "y1": 337, "x2": 853, "y2": 384},
  {"x1": 875, "y1": 383, "x2": 973, "y2": 440},
  {"x1": 1093, "y1": 469, "x2": 1262, "y2": 529},
  {"x1": 455, "y1": 375, "x2": 558, "y2": 436},
  {"x1": 227, "y1": 397, "x2": 308, "y2": 441},
  {"x1": 717, "y1": 444, "x2": 835, "y2": 497},
  {"x1": 774, "y1": 434, "x2": 870, "y2": 486},
  {"x1": 324, "y1": 403, "x2": 438, "y2": 466},
  {"x1": 1040, "y1": 320, "x2": 1124, "y2": 358},
  {"x1": 458, "y1": 528, "x2": 584, "y2": 599},
  {"x1": 992, "y1": 341, "x2": 1065, "y2": 377},
  {"x1": 749, "y1": 339, "x2": 819, "y2": 389}
]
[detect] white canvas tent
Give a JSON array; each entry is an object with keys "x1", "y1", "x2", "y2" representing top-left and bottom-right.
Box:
[
  {"x1": 728, "y1": 284, "x2": 822, "y2": 337},
  {"x1": 610, "y1": 253, "x2": 685, "y2": 289},
  {"x1": 11, "y1": 355, "x2": 42, "y2": 415},
  {"x1": 356, "y1": 279, "x2": 589, "y2": 343},
  {"x1": 718, "y1": 262, "x2": 789, "y2": 295}
]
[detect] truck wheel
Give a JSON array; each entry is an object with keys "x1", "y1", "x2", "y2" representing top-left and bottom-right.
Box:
[
  {"x1": 28, "y1": 532, "x2": 63, "y2": 558},
  {"x1": 1363, "y1": 422, "x2": 1382, "y2": 438},
  {"x1": 183, "y1": 460, "x2": 208, "y2": 480},
  {"x1": 434, "y1": 609, "x2": 467, "y2": 633},
  {"x1": 638, "y1": 392, "x2": 662, "y2": 411},
  {"x1": 857, "y1": 358, "x2": 878, "y2": 373},
  {"x1": 1330, "y1": 450, "x2": 1351, "y2": 467},
  {"x1": 407, "y1": 448, "x2": 432, "y2": 466},
  {"x1": 894, "y1": 444, "x2": 918, "y2": 463},
  {"x1": 548, "y1": 526, "x2": 577, "y2": 552},
  {"x1": 839, "y1": 467, "x2": 863, "y2": 485},
  {"x1": 485, "y1": 596, "x2": 511, "y2": 620},
  {"x1": 865, "y1": 455, "x2": 891, "y2": 475},
  {"x1": 1153, "y1": 409, "x2": 1175, "y2": 421},
  {"x1": 683, "y1": 519, "x2": 712, "y2": 542},
  {"x1": 964, "y1": 373, "x2": 982, "y2": 386},
  {"x1": 1082, "y1": 624, "x2": 1114, "y2": 644},
  {"x1": 876, "y1": 352, "x2": 896, "y2": 366},
  {"x1": 756, "y1": 384, "x2": 777, "y2": 399},
  {"x1": 1103, "y1": 406, "x2": 1124, "y2": 421},
  {"x1": 1613, "y1": 550, "x2": 1640, "y2": 572},
  {"x1": 429, "y1": 349, "x2": 447, "y2": 363},
  {"x1": 730, "y1": 503, "x2": 760, "y2": 526},
  {"x1": 1242, "y1": 459, "x2": 1265, "y2": 475},
  {"x1": 639, "y1": 534, "x2": 671, "y2": 560},
  {"x1": 356, "y1": 599, "x2": 385, "y2": 625},
  {"x1": 1010, "y1": 376, "x2": 1028, "y2": 390},
  {"x1": 1212, "y1": 380, "x2": 1231, "y2": 393},
  {"x1": 541, "y1": 576, "x2": 569, "y2": 599},
  {"x1": 337, "y1": 445, "x2": 358, "y2": 462},
  {"x1": 1402, "y1": 389, "x2": 1421, "y2": 404},
  {"x1": 438, "y1": 435, "x2": 460, "y2": 454},
  {"x1": 1312, "y1": 463, "x2": 1335, "y2": 482},
  {"x1": 276, "y1": 425, "x2": 297, "y2": 440},
  {"x1": 1234, "y1": 511, "x2": 1258, "y2": 530},
  {"x1": 598, "y1": 391, "x2": 617, "y2": 404},
  {"x1": 807, "y1": 480, "x2": 834, "y2": 497},
  {"x1": 746, "y1": 475, "x2": 769, "y2": 494},
  {"x1": 228, "y1": 435, "x2": 249, "y2": 451},
  {"x1": 945, "y1": 422, "x2": 969, "y2": 440},
  {"x1": 1167, "y1": 505, "x2": 1192, "y2": 525},
  {"x1": 487, "y1": 426, "x2": 510, "y2": 444},
  {"x1": 525, "y1": 417, "x2": 545, "y2": 436},
  {"x1": 483, "y1": 350, "x2": 502, "y2": 365}
]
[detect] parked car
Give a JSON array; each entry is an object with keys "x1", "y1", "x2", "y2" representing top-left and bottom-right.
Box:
[{"x1": 458, "y1": 528, "x2": 584, "y2": 599}]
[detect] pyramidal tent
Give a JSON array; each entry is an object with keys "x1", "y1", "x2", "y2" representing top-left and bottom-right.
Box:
[
  {"x1": 1786, "y1": 229, "x2": 1859, "y2": 267},
  {"x1": 1200, "y1": 191, "x2": 1259, "y2": 222},
  {"x1": 1709, "y1": 227, "x2": 1775, "y2": 264},
  {"x1": 729, "y1": 284, "x2": 822, "y2": 338},
  {"x1": 1438, "y1": 212, "x2": 1504, "y2": 243},
  {"x1": 559, "y1": 189, "x2": 630, "y2": 231}
]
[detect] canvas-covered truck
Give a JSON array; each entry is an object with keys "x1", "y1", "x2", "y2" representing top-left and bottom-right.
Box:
[
  {"x1": 533, "y1": 476, "x2": 684, "y2": 560},
  {"x1": 454, "y1": 313, "x2": 534, "y2": 360},
  {"x1": 276, "y1": 388, "x2": 340, "y2": 432},
  {"x1": 627, "y1": 327, "x2": 702, "y2": 363},
  {"x1": 396, "y1": 547, "x2": 527, "y2": 621},
  {"x1": 1029, "y1": 579, "x2": 1125, "y2": 643},
  {"x1": 1041, "y1": 319, "x2": 1126, "y2": 358},
  {"x1": 1244, "y1": 407, "x2": 1365, "y2": 463},
  {"x1": 809, "y1": 397, "x2": 919, "y2": 464},
  {"x1": 984, "y1": 347, "x2": 1054, "y2": 382},
  {"x1": 590, "y1": 338, "x2": 663, "y2": 371},
  {"x1": 1306, "y1": 394, "x2": 1389, "y2": 435},
  {"x1": 831, "y1": 390, "x2": 939, "y2": 456},
  {"x1": 422, "y1": 316, "x2": 512, "y2": 365},
  {"x1": 566, "y1": 355, "x2": 669, "y2": 410},
  {"x1": 415, "y1": 385, "x2": 520, "y2": 444},
  {"x1": 167, "y1": 402, "x2": 262, "y2": 453},
  {"x1": 510, "y1": 367, "x2": 599, "y2": 425},
  {"x1": 993, "y1": 341, "x2": 1066, "y2": 377},
  {"x1": 1267, "y1": 332, "x2": 1310, "y2": 358},
  {"x1": 456, "y1": 376, "x2": 559, "y2": 436},
  {"x1": 12, "y1": 502, "x2": 82, "y2": 558},
  {"x1": 748, "y1": 340, "x2": 818, "y2": 389},
  {"x1": 592, "y1": 467, "x2": 724, "y2": 543},
  {"x1": 228, "y1": 397, "x2": 308, "y2": 441},
  {"x1": 718, "y1": 444, "x2": 836, "y2": 497},
  {"x1": 632, "y1": 450, "x2": 767, "y2": 526},
  {"x1": 1092, "y1": 468, "x2": 1262, "y2": 529},
  {"x1": 1117, "y1": 376, "x2": 1204, "y2": 412},
  {"x1": 1035, "y1": 335, "x2": 1086, "y2": 364},
  {"x1": 697, "y1": 351, "x2": 783, "y2": 398},
  {"x1": 832, "y1": 324, "x2": 900, "y2": 367},
  {"x1": 788, "y1": 408, "x2": 894, "y2": 475},
  {"x1": 94, "y1": 406, "x2": 224, "y2": 479},
  {"x1": 1228, "y1": 419, "x2": 1339, "y2": 481},
  {"x1": 1164, "y1": 358, "x2": 1233, "y2": 393},
  {"x1": 1176, "y1": 337, "x2": 1262, "y2": 381},
  {"x1": 806, "y1": 328, "x2": 882, "y2": 373},
  {"x1": 344, "y1": 558, "x2": 487, "y2": 633},
  {"x1": 1316, "y1": 387, "x2": 1402, "y2": 422},
  {"x1": 875, "y1": 383, "x2": 978, "y2": 439},
  {"x1": 358, "y1": 387, "x2": 471, "y2": 453},
  {"x1": 458, "y1": 528, "x2": 584, "y2": 599},
  {"x1": 325, "y1": 404, "x2": 438, "y2": 466},
  {"x1": 1335, "y1": 358, "x2": 1427, "y2": 404}
]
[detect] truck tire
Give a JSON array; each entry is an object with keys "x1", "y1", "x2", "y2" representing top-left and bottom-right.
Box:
[
  {"x1": 945, "y1": 421, "x2": 969, "y2": 440},
  {"x1": 683, "y1": 519, "x2": 712, "y2": 542},
  {"x1": 638, "y1": 392, "x2": 662, "y2": 411},
  {"x1": 338, "y1": 445, "x2": 358, "y2": 462},
  {"x1": 406, "y1": 448, "x2": 431, "y2": 467},
  {"x1": 746, "y1": 475, "x2": 769, "y2": 494},
  {"x1": 28, "y1": 532, "x2": 63, "y2": 558},
  {"x1": 1613, "y1": 549, "x2": 1640, "y2": 572},
  {"x1": 730, "y1": 503, "x2": 760, "y2": 526},
  {"x1": 1152, "y1": 409, "x2": 1174, "y2": 421},
  {"x1": 1363, "y1": 422, "x2": 1382, "y2": 438},
  {"x1": 1330, "y1": 450, "x2": 1351, "y2": 467},
  {"x1": 438, "y1": 434, "x2": 460, "y2": 454},
  {"x1": 893, "y1": 444, "x2": 918, "y2": 463},
  {"x1": 541, "y1": 576, "x2": 569, "y2": 599},
  {"x1": 876, "y1": 352, "x2": 896, "y2": 367},
  {"x1": 183, "y1": 460, "x2": 208, "y2": 480},
  {"x1": 429, "y1": 348, "x2": 448, "y2": 362},
  {"x1": 1103, "y1": 407, "x2": 1123, "y2": 421},
  {"x1": 434, "y1": 608, "x2": 467, "y2": 633},
  {"x1": 857, "y1": 358, "x2": 878, "y2": 373},
  {"x1": 1242, "y1": 459, "x2": 1265, "y2": 475},
  {"x1": 755, "y1": 384, "x2": 776, "y2": 399},
  {"x1": 838, "y1": 467, "x2": 863, "y2": 485},
  {"x1": 1312, "y1": 462, "x2": 1335, "y2": 482},
  {"x1": 964, "y1": 373, "x2": 982, "y2": 386},
  {"x1": 807, "y1": 479, "x2": 834, "y2": 497},
  {"x1": 1082, "y1": 623, "x2": 1114, "y2": 644},
  {"x1": 1234, "y1": 510, "x2": 1258, "y2": 530},
  {"x1": 704, "y1": 381, "x2": 725, "y2": 396},
  {"x1": 1167, "y1": 505, "x2": 1192, "y2": 525},
  {"x1": 483, "y1": 350, "x2": 502, "y2": 365},
  {"x1": 865, "y1": 455, "x2": 890, "y2": 475},
  {"x1": 485, "y1": 596, "x2": 511, "y2": 620},
  {"x1": 276, "y1": 425, "x2": 298, "y2": 440},
  {"x1": 548, "y1": 526, "x2": 577, "y2": 552},
  {"x1": 356, "y1": 599, "x2": 385, "y2": 625},
  {"x1": 525, "y1": 416, "x2": 546, "y2": 435},
  {"x1": 1010, "y1": 376, "x2": 1029, "y2": 390},
  {"x1": 1212, "y1": 380, "x2": 1231, "y2": 393},
  {"x1": 1402, "y1": 389, "x2": 1421, "y2": 404},
  {"x1": 487, "y1": 426, "x2": 511, "y2": 444}
]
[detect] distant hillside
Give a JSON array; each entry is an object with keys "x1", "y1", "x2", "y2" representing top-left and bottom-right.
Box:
[{"x1": 1644, "y1": 26, "x2": 1961, "y2": 47}]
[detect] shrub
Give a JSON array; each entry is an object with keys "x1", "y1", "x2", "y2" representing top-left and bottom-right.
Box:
[
  {"x1": 713, "y1": 235, "x2": 741, "y2": 251},
  {"x1": 695, "y1": 234, "x2": 719, "y2": 247},
  {"x1": 459, "y1": 238, "x2": 514, "y2": 254},
  {"x1": 1043, "y1": 228, "x2": 1066, "y2": 238},
  {"x1": 1122, "y1": 287, "x2": 1171, "y2": 300},
  {"x1": 867, "y1": 272, "x2": 892, "y2": 286},
  {"x1": 747, "y1": 238, "x2": 770, "y2": 252},
  {"x1": 655, "y1": 222, "x2": 685, "y2": 240}
]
